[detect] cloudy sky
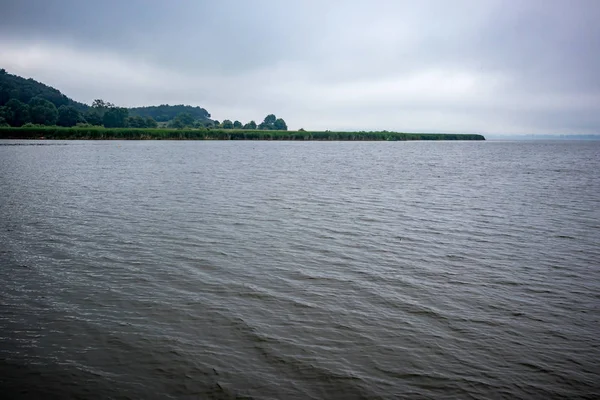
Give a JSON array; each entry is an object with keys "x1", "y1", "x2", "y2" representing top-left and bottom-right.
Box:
[{"x1": 1, "y1": 0, "x2": 598, "y2": 134}]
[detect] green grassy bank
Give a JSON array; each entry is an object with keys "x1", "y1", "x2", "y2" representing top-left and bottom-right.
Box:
[{"x1": 0, "y1": 127, "x2": 485, "y2": 141}]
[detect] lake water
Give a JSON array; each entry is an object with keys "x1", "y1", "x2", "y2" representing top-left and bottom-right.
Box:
[{"x1": 1, "y1": 140, "x2": 599, "y2": 399}]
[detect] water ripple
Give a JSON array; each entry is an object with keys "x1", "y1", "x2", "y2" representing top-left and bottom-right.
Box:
[{"x1": 1, "y1": 140, "x2": 599, "y2": 399}]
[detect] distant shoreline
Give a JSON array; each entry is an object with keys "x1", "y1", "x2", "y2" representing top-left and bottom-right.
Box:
[
  {"x1": 486, "y1": 135, "x2": 600, "y2": 141},
  {"x1": 0, "y1": 127, "x2": 485, "y2": 141}
]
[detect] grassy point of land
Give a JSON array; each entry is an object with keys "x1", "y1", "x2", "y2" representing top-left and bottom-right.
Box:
[{"x1": 0, "y1": 127, "x2": 485, "y2": 141}]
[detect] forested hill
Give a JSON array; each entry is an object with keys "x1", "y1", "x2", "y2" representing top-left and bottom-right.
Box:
[
  {"x1": 0, "y1": 68, "x2": 88, "y2": 111},
  {"x1": 129, "y1": 105, "x2": 211, "y2": 122},
  {"x1": 0, "y1": 70, "x2": 211, "y2": 122},
  {"x1": 0, "y1": 68, "x2": 220, "y2": 128}
]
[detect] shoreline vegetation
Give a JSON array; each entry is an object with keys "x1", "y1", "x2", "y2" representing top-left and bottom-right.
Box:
[
  {"x1": 0, "y1": 127, "x2": 485, "y2": 141},
  {"x1": 0, "y1": 69, "x2": 486, "y2": 141}
]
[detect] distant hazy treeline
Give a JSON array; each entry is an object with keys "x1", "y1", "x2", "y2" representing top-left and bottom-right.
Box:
[{"x1": 0, "y1": 127, "x2": 485, "y2": 141}]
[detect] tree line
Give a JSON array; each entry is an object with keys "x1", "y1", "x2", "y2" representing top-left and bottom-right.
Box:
[
  {"x1": 1, "y1": 69, "x2": 288, "y2": 130},
  {"x1": 129, "y1": 104, "x2": 210, "y2": 122},
  {"x1": 169, "y1": 113, "x2": 287, "y2": 130},
  {"x1": 0, "y1": 96, "x2": 288, "y2": 131},
  {"x1": 0, "y1": 127, "x2": 486, "y2": 141},
  {"x1": 0, "y1": 97, "x2": 160, "y2": 128},
  {"x1": 0, "y1": 68, "x2": 87, "y2": 111}
]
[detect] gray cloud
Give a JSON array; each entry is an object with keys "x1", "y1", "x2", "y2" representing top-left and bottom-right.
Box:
[{"x1": 1, "y1": 0, "x2": 599, "y2": 134}]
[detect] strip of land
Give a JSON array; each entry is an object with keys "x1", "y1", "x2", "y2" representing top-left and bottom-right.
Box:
[{"x1": 0, "y1": 127, "x2": 485, "y2": 141}]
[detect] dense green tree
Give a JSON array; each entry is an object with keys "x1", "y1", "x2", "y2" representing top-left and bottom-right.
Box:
[
  {"x1": 92, "y1": 99, "x2": 114, "y2": 110},
  {"x1": 258, "y1": 114, "x2": 286, "y2": 130},
  {"x1": 4, "y1": 99, "x2": 31, "y2": 126},
  {"x1": 178, "y1": 113, "x2": 195, "y2": 126},
  {"x1": 57, "y1": 105, "x2": 83, "y2": 127},
  {"x1": 213, "y1": 120, "x2": 220, "y2": 127},
  {"x1": 233, "y1": 120, "x2": 243, "y2": 129},
  {"x1": 84, "y1": 110, "x2": 103, "y2": 126},
  {"x1": 28, "y1": 97, "x2": 58, "y2": 125},
  {"x1": 126, "y1": 115, "x2": 147, "y2": 128},
  {"x1": 103, "y1": 107, "x2": 128, "y2": 128},
  {"x1": 201, "y1": 120, "x2": 217, "y2": 128},
  {"x1": 84, "y1": 99, "x2": 112, "y2": 126},
  {"x1": 128, "y1": 104, "x2": 210, "y2": 122},
  {"x1": 274, "y1": 118, "x2": 288, "y2": 131},
  {"x1": 243, "y1": 120, "x2": 257, "y2": 129},
  {"x1": 169, "y1": 112, "x2": 195, "y2": 128},
  {"x1": 258, "y1": 122, "x2": 271, "y2": 130},
  {"x1": 263, "y1": 114, "x2": 277, "y2": 125},
  {"x1": 222, "y1": 119, "x2": 234, "y2": 129},
  {"x1": 170, "y1": 119, "x2": 185, "y2": 129},
  {"x1": 0, "y1": 106, "x2": 11, "y2": 124},
  {"x1": 168, "y1": 112, "x2": 195, "y2": 128},
  {"x1": 145, "y1": 117, "x2": 158, "y2": 128}
]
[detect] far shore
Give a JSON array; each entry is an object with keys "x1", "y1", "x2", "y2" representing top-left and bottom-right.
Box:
[{"x1": 0, "y1": 127, "x2": 485, "y2": 141}]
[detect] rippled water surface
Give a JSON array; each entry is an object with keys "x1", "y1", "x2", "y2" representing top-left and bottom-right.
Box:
[{"x1": 1, "y1": 140, "x2": 599, "y2": 399}]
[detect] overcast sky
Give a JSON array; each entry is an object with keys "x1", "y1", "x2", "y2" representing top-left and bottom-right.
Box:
[{"x1": 1, "y1": 0, "x2": 598, "y2": 134}]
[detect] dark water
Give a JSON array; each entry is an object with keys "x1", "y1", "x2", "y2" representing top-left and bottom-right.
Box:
[{"x1": 1, "y1": 140, "x2": 599, "y2": 399}]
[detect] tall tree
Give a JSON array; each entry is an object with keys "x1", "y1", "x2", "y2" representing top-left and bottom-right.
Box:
[
  {"x1": 28, "y1": 97, "x2": 58, "y2": 125},
  {"x1": 103, "y1": 107, "x2": 128, "y2": 128},
  {"x1": 259, "y1": 114, "x2": 282, "y2": 130},
  {"x1": 4, "y1": 99, "x2": 30, "y2": 126},
  {"x1": 263, "y1": 114, "x2": 277, "y2": 125},
  {"x1": 126, "y1": 115, "x2": 147, "y2": 128},
  {"x1": 273, "y1": 118, "x2": 288, "y2": 131},
  {"x1": 170, "y1": 119, "x2": 185, "y2": 129},
  {"x1": 169, "y1": 112, "x2": 195, "y2": 128},
  {"x1": 145, "y1": 117, "x2": 158, "y2": 128},
  {"x1": 85, "y1": 99, "x2": 113, "y2": 126},
  {"x1": 92, "y1": 99, "x2": 114, "y2": 110},
  {"x1": 57, "y1": 105, "x2": 83, "y2": 127},
  {"x1": 243, "y1": 120, "x2": 257, "y2": 129},
  {"x1": 233, "y1": 120, "x2": 243, "y2": 129},
  {"x1": 177, "y1": 112, "x2": 195, "y2": 126},
  {"x1": 222, "y1": 119, "x2": 234, "y2": 129},
  {"x1": 0, "y1": 106, "x2": 12, "y2": 126},
  {"x1": 84, "y1": 110, "x2": 103, "y2": 126}
]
